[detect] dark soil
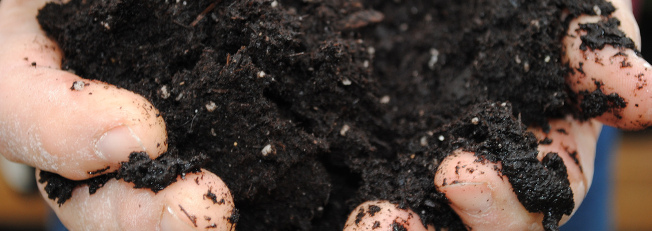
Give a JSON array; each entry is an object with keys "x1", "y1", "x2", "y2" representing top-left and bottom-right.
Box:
[{"x1": 35, "y1": 0, "x2": 631, "y2": 230}]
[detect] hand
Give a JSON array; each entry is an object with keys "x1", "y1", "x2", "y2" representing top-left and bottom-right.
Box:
[
  {"x1": 344, "y1": 0, "x2": 647, "y2": 230},
  {"x1": 0, "y1": 1, "x2": 235, "y2": 230}
]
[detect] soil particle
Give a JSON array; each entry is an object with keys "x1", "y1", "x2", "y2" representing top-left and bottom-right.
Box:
[
  {"x1": 87, "y1": 166, "x2": 110, "y2": 175},
  {"x1": 390, "y1": 221, "x2": 408, "y2": 231},
  {"x1": 38, "y1": 170, "x2": 115, "y2": 206},
  {"x1": 579, "y1": 85, "x2": 627, "y2": 119},
  {"x1": 354, "y1": 208, "x2": 365, "y2": 225},
  {"x1": 539, "y1": 137, "x2": 553, "y2": 145},
  {"x1": 367, "y1": 204, "x2": 381, "y2": 216},
  {"x1": 40, "y1": 152, "x2": 206, "y2": 205},
  {"x1": 372, "y1": 221, "x2": 380, "y2": 229},
  {"x1": 578, "y1": 17, "x2": 638, "y2": 53},
  {"x1": 205, "y1": 189, "x2": 225, "y2": 204},
  {"x1": 227, "y1": 208, "x2": 240, "y2": 224},
  {"x1": 117, "y1": 152, "x2": 207, "y2": 192},
  {"x1": 35, "y1": 0, "x2": 633, "y2": 230}
]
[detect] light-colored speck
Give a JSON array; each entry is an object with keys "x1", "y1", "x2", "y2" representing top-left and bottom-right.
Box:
[
  {"x1": 363, "y1": 60, "x2": 369, "y2": 68},
  {"x1": 593, "y1": 5, "x2": 601, "y2": 15},
  {"x1": 175, "y1": 93, "x2": 184, "y2": 101},
  {"x1": 233, "y1": 142, "x2": 238, "y2": 147},
  {"x1": 501, "y1": 102, "x2": 507, "y2": 107},
  {"x1": 515, "y1": 55, "x2": 522, "y2": 64},
  {"x1": 211, "y1": 128, "x2": 217, "y2": 136},
  {"x1": 100, "y1": 21, "x2": 110, "y2": 30},
  {"x1": 438, "y1": 135, "x2": 445, "y2": 141},
  {"x1": 428, "y1": 48, "x2": 439, "y2": 70},
  {"x1": 342, "y1": 78, "x2": 352, "y2": 86},
  {"x1": 471, "y1": 117, "x2": 479, "y2": 125},
  {"x1": 340, "y1": 124, "x2": 350, "y2": 136},
  {"x1": 380, "y1": 95, "x2": 390, "y2": 104},
  {"x1": 271, "y1": 0, "x2": 278, "y2": 8},
  {"x1": 258, "y1": 71, "x2": 266, "y2": 78},
  {"x1": 367, "y1": 47, "x2": 376, "y2": 56},
  {"x1": 420, "y1": 136, "x2": 428, "y2": 146},
  {"x1": 205, "y1": 101, "x2": 217, "y2": 112},
  {"x1": 261, "y1": 144, "x2": 273, "y2": 156},
  {"x1": 72, "y1": 81, "x2": 85, "y2": 91},
  {"x1": 544, "y1": 55, "x2": 550, "y2": 63},
  {"x1": 530, "y1": 20, "x2": 540, "y2": 29},
  {"x1": 160, "y1": 85, "x2": 171, "y2": 99},
  {"x1": 523, "y1": 62, "x2": 530, "y2": 72}
]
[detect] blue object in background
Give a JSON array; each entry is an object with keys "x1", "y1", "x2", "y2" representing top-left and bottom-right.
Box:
[
  {"x1": 561, "y1": 125, "x2": 619, "y2": 231},
  {"x1": 48, "y1": 210, "x2": 67, "y2": 231}
]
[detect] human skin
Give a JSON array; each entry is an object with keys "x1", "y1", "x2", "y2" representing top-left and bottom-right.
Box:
[{"x1": 0, "y1": 0, "x2": 647, "y2": 230}]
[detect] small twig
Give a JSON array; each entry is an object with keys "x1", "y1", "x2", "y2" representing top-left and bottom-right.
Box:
[
  {"x1": 288, "y1": 52, "x2": 306, "y2": 57},
  {"x1": 190, "y1": 0, "x2": 221, "y2": 27},
  {"x1": 178, "y1": 205, "x2": 198, "y2": 227}
]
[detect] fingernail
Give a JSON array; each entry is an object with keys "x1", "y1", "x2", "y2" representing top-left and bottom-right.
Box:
[
  {"x1": 160, "y1": 205, "x2": 196, "y2": 231},
  {"x1": 442, "y1": 182, "x2": 493, "y2": 215},
  {"x1": 95, "y1": 125, "x2": 145, "y2": 162}
]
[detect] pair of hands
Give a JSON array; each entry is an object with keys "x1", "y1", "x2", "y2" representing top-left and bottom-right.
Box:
[{"x1": 0, "y1": 0, "x2": 649, "y2": 230}]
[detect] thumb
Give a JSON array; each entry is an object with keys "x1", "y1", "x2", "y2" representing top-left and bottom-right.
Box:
[
  {"x1": 434, "y1": 150, "x2": 544, "y2": 230},
  {"x1": 0, "y1": 0, "x2": 167, "y2": 180}
]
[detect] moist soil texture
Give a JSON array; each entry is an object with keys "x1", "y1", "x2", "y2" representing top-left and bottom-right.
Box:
[{"x1": 35, "y1": 0, "x2": 632, "y2": 230}]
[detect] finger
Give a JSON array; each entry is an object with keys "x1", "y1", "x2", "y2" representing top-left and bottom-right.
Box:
[
  {"x1": 0, "y1": 0, "x2": 167, "y2": 180},
  {"x1": 344, "y1": 200, "x2": 434, "y2": 231},
  {"x1": 434, "y1": 150, "x2": 544, "y2": 230},
  {"x1": 433, "y1": 118, "x2": 601, "y2": 230},
  {"x1": 563, "y1": 0, "x2": 652, "y2": 129},
  {"x1": 38, "y1": 169, "x2": 237, "y2": 231},
  {"x1": 527, "y1": 117, "x2": 601, "y2": 224}
]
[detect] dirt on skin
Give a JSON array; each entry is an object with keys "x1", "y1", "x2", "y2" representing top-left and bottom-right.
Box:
[{"x1": 35, "y1": 0, "x2": 635, "y2": 230}]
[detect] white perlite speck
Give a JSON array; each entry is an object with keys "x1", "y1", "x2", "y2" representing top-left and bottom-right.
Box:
[
  {"x1": 428, "y1": 48, "x2": 439, "y2": 70},
  {"x1": 544, "y1": 55, "x2": 550, "y2": 63},
  {"x1": 342, "y1": 78, "x2": 352, "y2": 86},
  {"x1": 205, "y1": 101, "x2": 217, "y2": 112},
  {"x1": 72, "y1": 81, "x2": 85, "y2": 91},
  {"x1": 438, "y1": 135, "x2": 445, "y2": 141},
  {"x1": 258, "y1": 71, "x2": 266, "y2": 78},
  {"x1": 160, "y1": 85, "x2": 171, "y2": 99},
  {"x1": 593, "y1": 5, "x2": 601, "y2": 16},
  {"x1": 261, "y1": 144, "x2": 273, "y2": 156},
  {"x1": 340, "y1": 124, "x2": 350, "y2": 136},
  {"x1": 367, "y1": 47, "x2": 375, "y2": 55},
  {"x1": 380, "y1": 95, "x2": 390, "y2": 104},
  {"x1": 471, "y1": 117, "x2": 479, "y2": 125},
  {"x1": 271, "y1": 1, "x2": 278, "y2": 8},
  {"x1": 420, "y1": 136, "x2": 428, "y2": 146}
]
